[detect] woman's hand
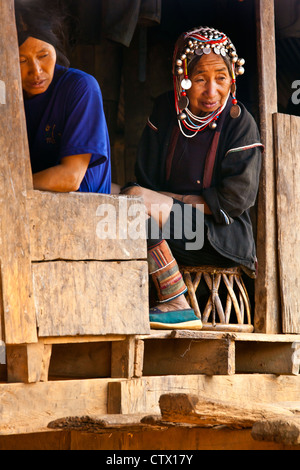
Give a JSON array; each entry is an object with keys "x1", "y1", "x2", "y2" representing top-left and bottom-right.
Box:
[
  {"x1": 159, "y1": 192, "x2": 212, "y2": 215},
  {"x1": 32, "y1": 154, "x2": 91, "y2": 192}
]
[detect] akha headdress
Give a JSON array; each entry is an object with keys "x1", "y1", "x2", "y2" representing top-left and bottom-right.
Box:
[{"x1": 173, "y1": 27, "x2": 245, "y2": 137}]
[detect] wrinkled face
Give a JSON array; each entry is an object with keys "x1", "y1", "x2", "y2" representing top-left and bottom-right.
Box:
[
  {"x1": 187, "y1": 53, "x2": 232, "y2": 116},
  {"x1": 19, "y1": 37, "x2": 57, "y2": 98}
]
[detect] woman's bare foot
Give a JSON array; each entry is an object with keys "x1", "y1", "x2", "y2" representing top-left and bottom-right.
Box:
[{"x1": 153, "y1": 293, "x2": 191, "y2": 312}]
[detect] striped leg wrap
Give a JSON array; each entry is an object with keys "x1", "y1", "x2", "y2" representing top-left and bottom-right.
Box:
[{"x1": 148, "y1": 240, "x2": 187, "y2": 303}]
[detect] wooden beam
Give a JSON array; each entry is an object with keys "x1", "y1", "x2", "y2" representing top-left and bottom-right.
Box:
[
  {"x1": 136, "y1": 331, "x2": 300, "y2": 377},
  {"x1": 111, "y1": 336, "x2": 136, "y2": 378},
  {"x1": 142, "y1": 337, "x2": 235, "y2": 376},
  {"x1": 255, "y1": 0, "x2": 280, "y2": 333},
  {"x1": 6, "y1": 342, "x2": 52, "y2": 383},
  {"x1": 0, "y1": 378, "x2": 113, "y2": 435},
  {"x1": 0, "y1": 375, "x2": 299, "y2": 436},
  {"x1": 112, "y1": 375, "x2": 300, "y2": 415},
  {"x1": 0, "y1": 0, "x2": 37, "y2": 344},
  {"x1": 158, "y1": 393, "x2": 296, "y2": 429}
]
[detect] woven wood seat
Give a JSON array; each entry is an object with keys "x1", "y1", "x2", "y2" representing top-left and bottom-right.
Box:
[{"x1": 180, "y1": 265, "x2": 254, "y2": 332}]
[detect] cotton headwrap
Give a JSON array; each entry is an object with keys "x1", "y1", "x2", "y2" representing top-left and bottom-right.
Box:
[{"x1": 15, "y1": 1, "x2": 70, "y2": 67}]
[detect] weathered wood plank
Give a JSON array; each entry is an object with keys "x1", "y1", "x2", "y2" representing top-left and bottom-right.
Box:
[
  {"x1": 159, "y1": 393, "x2": 296, "y2": 429},
  {"x1": 0, "y1": 0, "x2": 37, "y2": 344},
  {"x1": 0, "y1": 375, "x2": 299, "y2": 436},
  {"x1": 48, "y1": 414, "x2": 164, "y2": 433},
  {"x1": 32, "y1": 260, "x2": 150, "y2": 337},
  {"x1": 138, "y1": 330, "x2": 300, "y2": 343},
  {"x1": 28, "y1": 191, "x2": 147, "y2": 261},
  {"x1": 255, "y1": 0, "x2": 280, "y2": 333},
  {"x1": 0, "y1": 378, "x2": 112, "y2": 435},
  {"x1": 273, "y1": 113, "x2": 300, "y2": 333},
  {"x1": 113, "y1": 375, "x2": 300, "y2": 416},
  {"x1": 142, "y1": 338, "x2": 235, "y2": 376}
]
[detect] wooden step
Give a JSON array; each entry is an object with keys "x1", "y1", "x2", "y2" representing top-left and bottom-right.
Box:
[
  {"x1": 134, "y1": 330, "x2": 300, "y2": 377},
  {"x1": 5, "y1": 330, "x2": 299, "y2": 383}
]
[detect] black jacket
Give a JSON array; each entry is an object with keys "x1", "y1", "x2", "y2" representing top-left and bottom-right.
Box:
[{"x1": 136, "y1": 92, "x2": 263, "y2": 273}]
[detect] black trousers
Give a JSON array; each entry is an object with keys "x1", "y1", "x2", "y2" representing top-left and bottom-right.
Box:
[{"x1": 146, "y1": 199, "x2": 238, "y2": 268}]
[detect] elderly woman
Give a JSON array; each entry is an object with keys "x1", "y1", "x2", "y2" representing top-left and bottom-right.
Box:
[
  {"x1": 15, "y1": 2, "x2": 111, "y2": 194},
  {"x1": 122, "y1": 27, "x2": 263, "y2": 330}
]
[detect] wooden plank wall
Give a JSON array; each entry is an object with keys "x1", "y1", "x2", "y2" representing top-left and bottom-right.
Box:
[
  {"x1": 273, "y1": 113, "x2": 300, "y2": 333},
  {"x1": 29, "y1": 191, "x2": 149, "y2": 337}
]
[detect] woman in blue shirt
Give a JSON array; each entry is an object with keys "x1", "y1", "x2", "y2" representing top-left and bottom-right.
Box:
[{"x1": 15, "y1": 2, "x2": 111, "y2": 194}]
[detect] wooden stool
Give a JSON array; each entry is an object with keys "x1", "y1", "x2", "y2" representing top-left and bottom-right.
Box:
[{"x1": 180, "y1": 265, "x2": 254, "y2": 332}]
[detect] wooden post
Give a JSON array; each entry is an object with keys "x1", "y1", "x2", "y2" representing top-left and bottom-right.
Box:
[
  {"x1": 0, "y1": 0, "x2": 37, "y2": 344},
  {"x1": 254, "y1": 0, "x2": 280, "y2": 333},
  {"x1": 273, "y1": 113, "x2": 300, "y2": 333}
]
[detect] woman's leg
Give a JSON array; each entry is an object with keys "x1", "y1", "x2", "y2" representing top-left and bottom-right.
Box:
[
  {"x1": 147, "y1": 220, "x2": 191, "y2": 312},
  {"x1": 121, "y1": 185, "x2": 174, "y2": 230},
  {"x1": 146, "y1": 217, "x2": 202, "y2": 329},
  {"x1": 121, "y1": 185, "x2": 191, "y2": 311}
]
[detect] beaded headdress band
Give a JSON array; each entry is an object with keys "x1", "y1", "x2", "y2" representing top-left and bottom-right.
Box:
[{"x1": 173, "y1": 27, "x2": 245, "y2": 137}]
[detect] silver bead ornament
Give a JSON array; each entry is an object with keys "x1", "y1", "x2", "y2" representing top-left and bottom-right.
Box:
[
  {"x1": 209, "y1": 121, "x2": 217, "y2": 130},
  {"x1": 236, "y1": 66, "x2": 245, "y2": 75},
  {"x1": 176, "y1": 59, "x2": 183, "y2": 66},
  {"x1": 177, "y1": 67, "x2": 184, "y2": 75},
  {"x1": 237, "y1": 58, "x2": 245, "y2": 66},
  {"x1": 178, "y1": 112, "x2": 187, "y2": 121}
]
